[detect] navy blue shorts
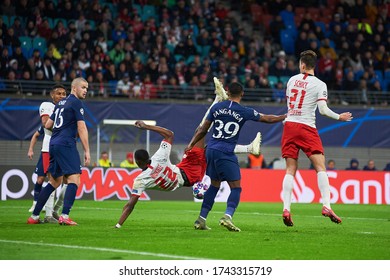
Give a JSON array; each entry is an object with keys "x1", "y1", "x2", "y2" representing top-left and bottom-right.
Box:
[
  {"x1": 206, "y1": 148, "x2": 241, "y2": 182},
  {"x1": 48, "y1": 145, "x2": 82, "y2": 178},
  {"x1": 34, "y1": 153, "x2": 46, "y2": 177}
]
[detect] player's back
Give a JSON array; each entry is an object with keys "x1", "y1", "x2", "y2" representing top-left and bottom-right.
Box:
[
  {"x1": 207, "y1": 100, "x2": 260, "y2": 153},
  {"x1": 285, "y1": 73, "x2": 327, "y2": 128},
  {"x1": 133, "y1": 141, "x2": 183, "y2": 193},
  {"x1": 50, "y1": 94, "x2": 84, "y2": 147}
]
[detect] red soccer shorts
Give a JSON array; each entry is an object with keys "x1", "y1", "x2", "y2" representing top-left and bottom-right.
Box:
[
  {"x1": 176, "y1": 146, "x2": 206, "y2": 185},
  {"x1": 281, "y1": 121, "x2": 324, "y2": 159},
  {"x1": 42, "y1": 152, "x2": 50, "y2": 174}
]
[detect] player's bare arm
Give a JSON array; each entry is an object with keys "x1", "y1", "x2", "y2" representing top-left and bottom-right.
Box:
[
  {"x1": 185, "y1": 120, "x2": 211, "y2": 151},
  {"x1": 259, "y1": 113, "x2": 287, "y2": 123},
  {"x1": 116, "y1": 195, "x2": 140, "y2": 228},
  {"x1": 40, "y1": 115, "x2": 50, "y2": 126},
  {"x1": 135, "y1": 120, "x2": 174, "y2": 143},
  {"x1": 27, "y1": 130, "x2": 41, "y2": 160},
  {"x1": 77, "y1": 120, "x2": 90, "y2": 166},
  {"x1": 45, "y1": 118, "x2": 54, "y2": 130}
]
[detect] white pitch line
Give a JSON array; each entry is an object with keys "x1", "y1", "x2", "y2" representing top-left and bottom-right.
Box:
[
  {"x1": 0, "y1": 239, "x2": 213, "y2": 260},
  {"x1": 1, "y1": 206, "x2": 388, "y2": 222}
]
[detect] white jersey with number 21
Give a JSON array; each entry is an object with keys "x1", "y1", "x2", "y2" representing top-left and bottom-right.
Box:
[{"x1": 285, "y1": 73, "x2": 328, "y2": 128}]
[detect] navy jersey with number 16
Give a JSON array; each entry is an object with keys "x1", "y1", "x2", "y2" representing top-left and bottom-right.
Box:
[
  {"x1": 49, "y1": 94, "x2": 85, "y2": 147},
  {"x1": 206, "y1": 100, "x2": 261, "y2": 153}
]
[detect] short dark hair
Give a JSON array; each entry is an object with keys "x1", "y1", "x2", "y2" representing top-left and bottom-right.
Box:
[
  {"x1": 51, "y1": 84, "x2": 66, "y2": 91},
  {"x1": 134, "y1": 149, "x2": 150, "y2": 163},
  {"x1": 300, "y1": 50, "x2": 317, "y2": 70},
  {"x1": 228, "y1": 82, "x2": 243, "y2": 97}
]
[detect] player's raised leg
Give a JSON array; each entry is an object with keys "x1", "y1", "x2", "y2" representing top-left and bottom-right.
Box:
[{"x1": 234, "y1": 132, "x2": 262, "y2": 155}]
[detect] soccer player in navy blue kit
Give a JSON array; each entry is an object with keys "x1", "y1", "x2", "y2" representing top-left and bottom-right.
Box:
[
  {"x1": 186, "y1": 82, "x2": 286, "y2": 231},
  {"x1": 27, "y1": 77, "x2": 90, "y2": 225}
]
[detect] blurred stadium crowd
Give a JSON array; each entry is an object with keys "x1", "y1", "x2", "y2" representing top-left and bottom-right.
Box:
[{"x1": 0, "y1": 0, "x2": 389, "y2": 104}]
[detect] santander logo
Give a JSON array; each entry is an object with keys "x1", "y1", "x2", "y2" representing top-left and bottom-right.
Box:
[
  {"x1": 290, "y1": 171, "x2": 315, "y2": 203},
  {"x1": 275, "y1": 170, "x2": 390, "y2": 205}
]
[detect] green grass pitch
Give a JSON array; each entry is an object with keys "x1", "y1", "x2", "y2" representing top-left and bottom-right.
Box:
[{"x1": 0, "y1": 200, "x2": 389, "y2": 260}]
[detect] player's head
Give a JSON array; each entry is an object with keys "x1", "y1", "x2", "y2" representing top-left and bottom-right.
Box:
[
  {"x1": 71, "y1": 77, "x2": 88, "y2": 99},
  {"x1": 299, "y1": 50, "x2": 317, "y2": 73},
  {"x1": 134, "y1": 149, "x2": 150, "y2": 168},
  {"x1": 228, "y1": 82, "x2": 244, "y2": 98},
  {"x1": 50, "y1": 84, "x2": 67, "y2": 104}
]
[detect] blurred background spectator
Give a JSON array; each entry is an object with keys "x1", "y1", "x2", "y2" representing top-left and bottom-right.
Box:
[{"x1": 0, "y1": 0, "x2": 388, "y2": 102}]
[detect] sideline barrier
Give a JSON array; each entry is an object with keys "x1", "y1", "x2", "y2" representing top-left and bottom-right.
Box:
[{"x1": 1, "y1": 166, "x2": 389, "y2": 204}]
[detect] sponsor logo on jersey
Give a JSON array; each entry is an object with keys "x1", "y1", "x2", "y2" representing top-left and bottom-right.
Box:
[{"x1": 80, "y1": 108, "x2": 84, "y2": 115}]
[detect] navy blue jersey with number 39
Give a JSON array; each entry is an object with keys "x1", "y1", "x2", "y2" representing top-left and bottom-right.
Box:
[
  {"x1": 206, "y1": 100, "x2": 260, "y2": 153},
  {"x1": 49, "y1": 94, "x2": 85, "y2": 147}
]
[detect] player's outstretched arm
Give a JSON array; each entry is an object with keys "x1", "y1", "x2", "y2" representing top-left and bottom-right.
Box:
[
  {"x1": 318, "y1": 100, "x2": 353, "y2": 121},
  {"x1": 259, "y1": 113, "x2": 287, "y2": 123},
  {"x1": 185, "y1": 120, "x2": 211, "y2": 152},
  {"x1": 135, "y1": 120, "x2": 174, "y2": 143},
  {"x1": 115, "y1": 195, "x2": 140, "y2": 228}
]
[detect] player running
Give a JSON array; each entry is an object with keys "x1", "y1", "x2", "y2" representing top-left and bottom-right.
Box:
[{"x1": 281, "y1": 50, "x2": 352, "y2": 226}]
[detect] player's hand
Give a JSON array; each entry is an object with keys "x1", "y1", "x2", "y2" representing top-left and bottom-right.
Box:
[
  {"x1": 27, "y1": 150, "x2": 33, "y2": 160},
  {"x1": 135, "y1": 120, "x2": 146, "y2": 129},
  {"x1": 84, "y1": 151, "x2": 91, "y2": 166},
  {"x1": 339, "y1": 112, "x2": 353, "y2": 122}
]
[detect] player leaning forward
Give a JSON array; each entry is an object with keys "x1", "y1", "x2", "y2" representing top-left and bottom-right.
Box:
[
  {"x1": 114, "y1": 78, "x2": 261, "y2": 228},
  {"x1": 281, "y1": 50, "x2": 353, "y2": 226},
  {"x1": 27, "y1": 77, "x2": 90, "y2": 225}
]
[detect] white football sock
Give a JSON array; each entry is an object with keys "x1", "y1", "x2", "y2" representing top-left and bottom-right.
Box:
[
  {"x1": 54, "y1": 184, "x2": 67, "y2": 212},
  {"x1": 44, "y1": 192, "x2": 55, "y2": 217},
  {"x1": 317, "y1": 171, "x2": 331, "y2": 208},
  {"x1": 282, "y1": 174, "x2": 294, "y2": 211},
  {"x1": 233, "y1": 144, "x2": 248, "y2": 154}
]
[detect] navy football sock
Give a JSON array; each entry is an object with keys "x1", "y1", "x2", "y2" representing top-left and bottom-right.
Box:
[
  {"x1": 199, "y1": 185, "x2": 219, "y2": 219},
  {"x1": 225, "y1": 187, "x2": 242, "y2": 217},
  {"x1": 32, "y1": 183, "x2": 55, "y2": 216},
  {"x1": 62, "y1": 183, "x2": 77, "y2": 215},
  {"x1": 33, "y1": 183, "x2": 43, "y2": 201}
]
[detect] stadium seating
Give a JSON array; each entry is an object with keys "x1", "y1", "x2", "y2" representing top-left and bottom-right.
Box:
[
  {"x1": 32, "y1": 37, "x2": 47, "y2": 55},
  {"x1": 142, "y1": 5, "x2": 156, "y2": 22},
  {"x1": 19, "y1": 36, "x2": 33, "y2": 58},
  {"x1": 280, "y1": 30, "x2": 295, "y2": 55},
  {"x1": 279, "y1": 76, "x2": 290, "y2": 87},
  {"x1": 1, "y1": 15, "x2": 9, "y2": 26},
  {"x1": 107, "y1": 80, "x2": 118, "y2": 96},
  {"x1": 268, "y1": 75, "x2": 279, "y2": 88}
]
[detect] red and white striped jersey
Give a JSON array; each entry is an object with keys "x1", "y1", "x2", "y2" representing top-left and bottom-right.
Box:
[{"x1": 285, "y1": 73, "x2": 328, "y2": 128}]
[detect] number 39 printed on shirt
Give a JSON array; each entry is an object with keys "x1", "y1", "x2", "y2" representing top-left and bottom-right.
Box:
[
  {"x1": 212, "y1": 120, "x2": 240, "y2": 139},
  {"x1": 288, "y1": 88, "x2": 306, "y2": 109}
]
